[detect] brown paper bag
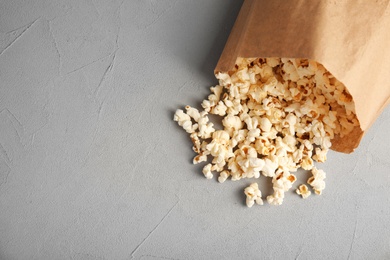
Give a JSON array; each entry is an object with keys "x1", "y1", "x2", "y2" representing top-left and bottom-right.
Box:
[{"x1": 215, "y1": 0, "x2": 390, "y2": 153}]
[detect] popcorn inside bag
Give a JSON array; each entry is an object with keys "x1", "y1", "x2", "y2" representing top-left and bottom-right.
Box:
[{"x1": 174, "y1": 57, "x2": 359, "y2": 206}]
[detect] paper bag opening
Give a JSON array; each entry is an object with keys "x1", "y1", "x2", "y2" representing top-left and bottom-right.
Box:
[{"x1": 215, "y1": 0, "x2": 390, "y2": 153}]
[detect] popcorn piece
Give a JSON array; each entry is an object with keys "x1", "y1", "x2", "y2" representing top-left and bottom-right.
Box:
[
  {"x1": 218, "y1": 171, "x2": 230, "y2": 183},
  {"x1": 185, "y1": 106, "x2": 201, "y2": 122},
  {"x1": 308, "y1": 167, "x2": 326, "y2": 195},
  {"x1": 190, "y1": 133, "x2": 201, "y2": 153},
  {"x1": 296, "y1": 184, "x2": 311, "y2": 199},
  {"x1": 301, "y1": 156, "x2": 314, "y2": 170},
  {"x1": 193, "y1": 154, "x2": 207, "y2": 164},
  {"x1": 232, "y1": 129, "x2": 248, "y2": 147},
  {"x1": 202, "y1": 164, "x2": 213, "y2": 179},
  {"x1": 174, "y1": 109, "x2": 198, "y2": 133},
  {"x1": 313, "y1": 147, "x2": 328, "y2": 163},
  {"x1": 235, "y1": 145, "x2": 265, "y2": 178},
  {"x1": 222, "y1": 115, "x2": 243, "y2": 134},
  {"x1": 198, "y1": 112, "x2": 215, "y2": 138},
  {"x1": 272, "y1": 173, "x2": 295, "y2": 192},
  {"x1": 267, "y1": 189, "x2": 284, "y2": 206},
  {"x1": 266, "y1": 57, "x2": 280, "y2": 67},
  {"x1": 262, "y1": 156, "x2": 279, "y2": 177},
  {"x1": 216, "y1": 72, "x2": 232, "y2": 86},
  {"x1": 244, "y1": 183, "x2": 263, "y2": 207},
  {"x1": 211, "y1": 101, "x2": 228, "y2": 116},
  {"x1": 259, "y1": 117, "x2": 272, "y2": 132}
]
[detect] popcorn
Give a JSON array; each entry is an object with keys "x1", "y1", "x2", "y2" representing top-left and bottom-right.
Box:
[
  {"x1": 216, "y1": 72, "x2": 232, "y2": 86},
  {"x1": 197, "y1": 112, "x2": 215, "y2": 139},
  {"x1": 193, "y1": 154, "x2": 207, "y2": 164},
  {"x1": 206, "y1": 130, "x2": 233, "y2": 163},
  {"x1": 259, "y1": 117, "x2": 272, "y2": 132},
  {"x1": 313, "y1": 147, "x2": 328, "y2": 163},
  {"x1": 234, "y1": 146, "x2": 265, "y2": 178},
  {"x1": 262, "y1": 156, "x2": 279, "y2": 177},
  {"x1": 202, "y1": 164, "x2": 213, "y2": 179},
  {"x1": 211, "y1": 101, "x2": 228, "y2": 116},
  {"x1": 174, "y1": 109, "x2": 198, "y2": 133},
  {"x1": 222, "y1": 115, "x2": 243, "y2": 135},
  {"x1": 244, "y1": 183, "x2": 263, "y2": 207},
  {"x1": 185, "y1": 106, "x2": 201, "y2": 121},
  {"x1": 296, "y1": 184, "x2": 311, "y2": 199},
  {"x1": 308, "y1": 167, "x2": 326, "y2": 195},
  {"x1": 267, "y1": 189, "x2": 285, "y2": 206},
  {"x1": 218, "y1": 170, "x2": 230, "y2": 183},
  {"x1": 174, "y1": 57, "x2": 359, "y2": 207},
  {"x1": 301, "y1": 156, "x2": 314, "y2": 170}
]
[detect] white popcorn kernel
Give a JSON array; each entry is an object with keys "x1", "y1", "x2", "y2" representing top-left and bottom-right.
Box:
[
  {"x1": 247, "y1": 129, "x2": 260, "y2": 143},
  {"x1": 259, "y1": 117, "x2": 272, "y2": 132},
  {"x1": 190, "y1": 132, "x2": 201, "y2": 153},
  {"x1": 218, "y1": 170, "x2": 230, "y2": 183},
  {"x1": 296, "y1": 184, "x2": 311, "y2": 199},
  {"x1": 308, "y1": 167, "x2": 326, "y2": 195},
  {"x1": 301, "y1": 156, "x2": 314, "y2": 170},
  {"x1": 267, "y1": 108, "x2": 284, "y2": 124},
  {"x1": 174, "y1": 109, "x2": 191, "y2": 125},
  {"x1": 211, "y1": 162, "x2": 225, "y2": 172},
  {"x1": 211, "y1": 85, "x2": 223, "y2": 98},
  {"x1": 235, "y1": 145, "x2": 265, "y2": 178},
  {"x1": 244, "y1": 183, "x2": 263, "y2": 207},
  {"x1": 302, "y1": 139, "x2": 313, "y2": 151},
  {"x1": 201, "y1": 100, "x2": 212, "y2": 112},
  {"x1": 227, "y1": 99, "x2": 242, "y2": 115},
  {"x1": 244, "y1": 116, "x2": 259, "y2": 130},
  {"x1": 272, "y1": 173, "x2": 294, "y2": 192},
  {"x1": 206, "y1": 130, "x2": 232, "y2": 161},
  {"x1": 185, "y1": 106, "x2": 201, "y2": 122},
  {"x1": 216, "y1": 72, "x2": 232, "y2": 86},
  {"x1": 267, "y1": 189, "x2": 285, "y2": 206},
  {"x1": 248, "y1": 84, "x2": 268, "y2": 103},
  {"x1": 198, "y1": 112, "x2": 215, "y2": 139},
  {"x1": 174, "y1": 109, "x2": 198, "y2": 134},
  {"x1": 231, "y1": 129, "x2": 248, "y2": 147},
  {"x1": 266, "y1": 57, "x2": 280, "y2": 67},
  {"x1": 282, "y1": 135, "x2": 297, "y2": 151},
  {"x1": 254, "y1": 136, "x2": 275, "y2": 156},
  {"x1": 202, "y1": 164, "x2": 213, "y2": 179},
  {"x1": 236, "y1": 67, "x2": 251, "y2": 82},
  {"x1": 222, "y1": 115, "x2": 243, "y2": 134},
  {"x1": 292, "y1": 147, "x2": 303, "y2": 163},
  {"x1": 313, "y1": 147, "x2": 328, "y2": 163},
  {"x1": 193, "y1": 154, "x2": 207, "y2": 164},
  {"x1": 262, "y1": 156, "x2": 279, "y2": 177},
  {"x1": 211, "y1": 101, "x2": 227, "y2": 116}
]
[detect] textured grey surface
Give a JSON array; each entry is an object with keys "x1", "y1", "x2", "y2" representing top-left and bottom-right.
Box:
[{"x1": 0, "y1": 0, "x2": 390, "y2": 259}]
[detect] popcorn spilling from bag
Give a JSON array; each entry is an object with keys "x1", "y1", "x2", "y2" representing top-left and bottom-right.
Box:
[{"x1": 174, "y1": 58, "x2": 359, "y2": 207}]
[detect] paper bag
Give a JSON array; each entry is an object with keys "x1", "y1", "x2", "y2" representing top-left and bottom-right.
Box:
[{"x1": 215, "y1": 0, "x2": 390, "y2": 153}]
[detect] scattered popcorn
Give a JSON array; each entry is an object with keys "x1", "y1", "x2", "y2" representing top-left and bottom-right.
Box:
[
  {"x1": 244, "y1": 183, "x2": 263, "y2": 207},
  {"x1": 174, "y1": 57, "x2": 359, "y2": 207},
  {"x1": 308, "y1": 167, "x2": 326, "y2": 195},
  {"x1": 174, "y1": 109, "x2": 198, "y2": 133},
  {"x1": 218, "y1": 171, "x2": 230, "y2": 183},
  {"x1": 267, "y1": 189, "x2": 284, "y2": 206},
  {"x1": 202, "y1": 164, "x2": 213, "y2": 179},
  {"x1": 312, "y1": 147, "x2": 328, "y2": 163},
  {"x1": 296, "y1": 184, "x2": 311, "y2": 199}
]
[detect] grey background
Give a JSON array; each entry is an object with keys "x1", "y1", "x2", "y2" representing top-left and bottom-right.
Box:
[{"x1": 1, "y1": 0, "x2": 389, "y2": 259}]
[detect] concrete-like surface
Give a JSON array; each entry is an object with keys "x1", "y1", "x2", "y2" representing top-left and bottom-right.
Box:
[{"x1": 1, "y1": 1, "x2": 389, "y2": 259}]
